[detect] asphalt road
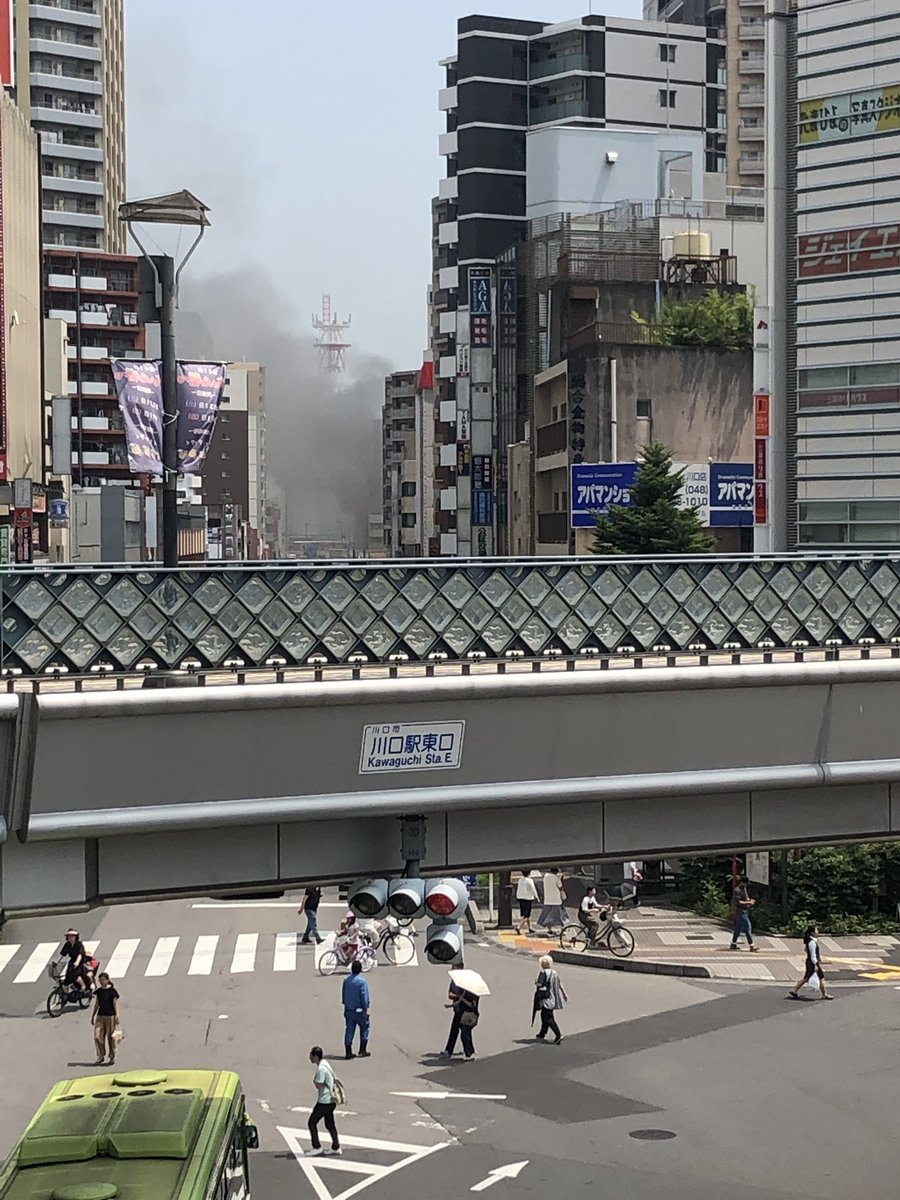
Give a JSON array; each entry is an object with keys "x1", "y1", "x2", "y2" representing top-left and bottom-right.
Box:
[{"x1": 1, "y1": 894, "x2": 897, "y2": 1200}]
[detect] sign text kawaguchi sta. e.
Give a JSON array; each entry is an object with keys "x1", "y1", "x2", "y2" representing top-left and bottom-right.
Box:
[{"x1": 359, "y1": 722, "x2": 465, "y2": 774}]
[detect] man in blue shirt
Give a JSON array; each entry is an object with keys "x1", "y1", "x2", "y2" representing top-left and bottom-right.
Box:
[{"x1": 341, "y1": 960, "x2": 371, "y2": 1060}]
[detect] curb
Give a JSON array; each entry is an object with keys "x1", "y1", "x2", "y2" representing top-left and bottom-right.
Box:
[
  {"x1": 487, "y1": 935, "x2": 873, "y2": 983},
  {"x1": 551, "y1": 949, "x2": 711, "y2": 978}
]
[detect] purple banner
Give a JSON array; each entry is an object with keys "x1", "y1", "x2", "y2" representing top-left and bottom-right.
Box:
[
  {"x1": 176, "y1": 361, "x2": 226, "y2": 474},
  {"x1": 112, "y1": 358, "x2": 163, "y2": 475}
]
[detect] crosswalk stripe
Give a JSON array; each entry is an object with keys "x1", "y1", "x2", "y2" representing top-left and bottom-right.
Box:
[
  {"x1": 14, "y1": 942, "x2": 58, "y2": 984},
  {"x1": 104, "y1": 938, "x2": 140, "y2": 979},
  {"x1": 188, "y1": 935, "x2": 219, "y2": 976},
  {"x1": 146, "y1": 937, "x2": 179, "y2": 977},
  {"x1": 0, "y1": 945, "x2": 20, "y2": 976},
  {"x1": 273, "y1": 933, "x2": 297, "y2": 972},
  {"x1": 230, "y1": 933, "x2": 258, "y2": 973}
]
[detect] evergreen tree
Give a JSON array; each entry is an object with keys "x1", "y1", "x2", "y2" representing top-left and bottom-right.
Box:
[{"x1": 591, "y1": 442, "x2": 715, "y2": 555}]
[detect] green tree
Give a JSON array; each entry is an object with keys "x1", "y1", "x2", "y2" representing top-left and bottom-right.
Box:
[
  {"x1": 632, "y1": 289, "x2": 753, "y2": 351},
  {"x1": 591, "y1": 442, "x2": 715, "y2": 555}
]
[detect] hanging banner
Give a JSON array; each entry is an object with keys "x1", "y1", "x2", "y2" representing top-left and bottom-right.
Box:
[
  {"x1": 176, "y1": 361, "x2": 226, "y2": 473},
  {"x1": 112, "y1": 359, "x2": 164, "y2": 475}
]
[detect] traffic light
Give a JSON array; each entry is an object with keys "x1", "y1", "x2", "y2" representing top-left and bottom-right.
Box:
[
  {"x1": 423, "y1": 878, "x2": 469, "y2": 965},
  {"x1": 347, "y1": 879, "x2": 389, "y2": 920},
  {"x1": 388, "y1": 878, "x2": 425, "y2": 919},
  {"x1": 345, "y1": 876, "x2": 470, "y2": 965}
]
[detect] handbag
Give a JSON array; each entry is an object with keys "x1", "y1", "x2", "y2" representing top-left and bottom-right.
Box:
[
  {"x1": 459, "y1": 1010, "x2": 479, "y2": 1028},
  {"x1": 112, "y1": 1026, "x2": 124, "y2": 1043},
  {"x1": 534, "y1": 970, "x2": 552, "y2": 1002}
]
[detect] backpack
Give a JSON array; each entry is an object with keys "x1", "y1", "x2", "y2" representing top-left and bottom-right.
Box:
[{"x1": 331, "y1": 1076, "x2": 347, "y2": 1106}]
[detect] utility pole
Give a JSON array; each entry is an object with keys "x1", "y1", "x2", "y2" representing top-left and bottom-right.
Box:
[{"x1": 155, "y1": 254, "x2": 178, "y2": 568}]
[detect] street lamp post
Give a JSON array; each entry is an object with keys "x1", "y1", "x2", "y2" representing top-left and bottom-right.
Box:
[{"x1": 118, "y1": 191, "x2": 210, "y2": 567}]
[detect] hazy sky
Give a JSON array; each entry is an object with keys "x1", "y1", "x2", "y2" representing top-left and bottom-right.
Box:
[{"x1": 125, "y1": 1, "x2": 642, "y2": 372}]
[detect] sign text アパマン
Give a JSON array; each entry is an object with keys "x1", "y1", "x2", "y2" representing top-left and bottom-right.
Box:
[{"x1": 359, "y1": 721, "x2": 466, "y2": 774}]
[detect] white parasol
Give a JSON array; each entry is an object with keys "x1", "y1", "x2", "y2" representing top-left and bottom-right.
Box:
[{"x1": 448, "y1": 968, "x2": 490, "y2": 996}]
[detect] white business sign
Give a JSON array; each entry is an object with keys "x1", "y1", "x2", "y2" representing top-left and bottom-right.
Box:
[
  {"x1": 746, "y1": 852, "x2": 770, "y2": 887},
  {"x1": 676, "y1": 462, "x2": 710, "y2": 525},
  {"x1": 359, "y1": 721, "x2": 466, "y2": 774}
]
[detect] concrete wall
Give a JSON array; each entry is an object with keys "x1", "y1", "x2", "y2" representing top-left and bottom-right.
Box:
[
  {"x1": 6, "y1": 661, "x2": 900, "y2": 910},
  {"x1": 583, "y1": 342, "x2": 753, "y2": 463},
  {"x1": 1, "y1": 92, "x2": 42, "y2": 481},
  {"x1": 526, "y1": 127, "x2": 705, "y2": 219}
]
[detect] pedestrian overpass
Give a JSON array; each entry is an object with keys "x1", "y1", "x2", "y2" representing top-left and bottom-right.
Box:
[{"x1": 3, "y1": 654, "x2": 900, "y2": 915}]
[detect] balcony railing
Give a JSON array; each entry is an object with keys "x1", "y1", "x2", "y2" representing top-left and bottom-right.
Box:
[
  {"x1": 530, "y1": 53, "x2": 589, "y2": 80},
  {"x1": 739, "y1": 90, "x2": 765, "y2": 106},
  {"x1": 537, "y1": 512, "x2": 569, "y2": 543},
  {"x1": 536, "y1": 419, "x2": 567, "y2": 458}
]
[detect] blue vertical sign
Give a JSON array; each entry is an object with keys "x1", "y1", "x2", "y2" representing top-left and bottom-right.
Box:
[{"x1": 472, "y1": 490, "x2": 493, "y2": 526}]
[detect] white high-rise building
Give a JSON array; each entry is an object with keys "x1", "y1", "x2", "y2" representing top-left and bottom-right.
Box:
[{"x1": 14, "y1": 0, "x2": 126, "y2": 252}]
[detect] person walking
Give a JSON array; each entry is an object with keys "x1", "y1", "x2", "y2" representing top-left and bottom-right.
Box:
[
  {"x1": 307, "y1": 1046, "x2": 341, "y2": 1156},
  {"x1": 788, "y1": 925, "x2": 833, "y2": 1001},
  {"x1": 537, "y1": 868, "x2": 567, "y2": 934},
  {"x1": 91, "y1": 972, "x2": 120, "y2": 1066},
  {"x1": 532, "y1": 955, "x2": 567, "y2": 1044},
  {"x1": 341, "y1": 959, "x2": 371, "y2": 1059},
  {"x1": 729, "y1": 874, "x2": 758, "y2": 951},
  {"x1": 299, "y1": 886, "x2": 325, "y2": 946},
  {"x1": 515, "y1": 869, "x2": 540, "y2": 934},
  {"x1": 440, "y1": 978, "x2": 479, "y2": 1061}
]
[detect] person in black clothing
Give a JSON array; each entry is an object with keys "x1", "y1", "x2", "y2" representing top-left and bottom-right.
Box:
[
  {"x1": 440, "y1": 981, "x2": 479, "y2": 1061},
  {"x1": 60, "y1": 929, "x2": 91, "y2": 990},
  {"x1": 788, "y1": 925, "x2": 833, "y2": 1001},
  {"x1": 299, "y1": 887, "x2": 325, "y2": 946},
  {"x1": 91, "y1": 972, "x2": 120, "y2": 1065}
]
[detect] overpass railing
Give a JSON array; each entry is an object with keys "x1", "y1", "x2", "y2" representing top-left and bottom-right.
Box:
[{"x1": 2, "y1": 553, "x2": 900, "y2": 676}]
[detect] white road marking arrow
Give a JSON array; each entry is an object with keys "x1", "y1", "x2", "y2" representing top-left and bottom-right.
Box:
[{"x1": 470, "y1": 1161, "x2": 529, "y2": 1192}]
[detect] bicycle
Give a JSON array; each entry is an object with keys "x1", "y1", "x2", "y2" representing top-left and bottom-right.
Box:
[
  {"x1": 46, "y1": 960, "x2": 94, "y2": 1017},
  {"x1": 559, "y1": 911, "x2": 635, "y2": 958},
  {"x1": 371, "y1": 919, "x2": 416, "y2": 965},
  {"x1": 318, "y1": 941, "x2": 378, "y2": 977}
]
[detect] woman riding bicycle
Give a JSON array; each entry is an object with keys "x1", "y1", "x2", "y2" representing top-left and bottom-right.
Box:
[{"x1": 59, "y1": 929, "x2": 94, "y2": 991}]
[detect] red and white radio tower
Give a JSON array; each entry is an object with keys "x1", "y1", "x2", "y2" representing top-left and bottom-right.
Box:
[{"x1": 312, "y1": 294, "x2": 352, "y2": 373}]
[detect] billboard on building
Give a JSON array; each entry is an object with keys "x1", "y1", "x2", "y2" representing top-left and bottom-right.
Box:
[
  {"x1": 570, "y1": 463, "x2": 638, "y2": 528},
  {"x1": 571, "y1": 462, "x2": 753, "y2": 529},
  {"x1": 708, "y1": 463, "x2": 754, "y2": 527}
]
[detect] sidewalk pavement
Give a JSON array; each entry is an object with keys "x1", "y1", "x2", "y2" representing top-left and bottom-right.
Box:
[{"x1": 493, "y1": 904, "x2": 900, "y2": 983}]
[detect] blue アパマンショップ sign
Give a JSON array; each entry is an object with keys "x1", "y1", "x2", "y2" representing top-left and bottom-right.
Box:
[
  {"x1": 709, "y1": 463, "x2": 754, "y2": 527},
  {"x1": 570, "y1": 463, "x2": 637, "y2": 528}
]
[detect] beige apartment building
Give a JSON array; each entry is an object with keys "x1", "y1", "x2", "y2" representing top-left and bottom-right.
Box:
[
  {"x1": 14, "y1": 0, "x2": 126, "y2": 251},
  {"x1": 644, "y1": 0, "x2": 766, "y2": 192},
  {"x1": 1, "y1": 90, "x2": 43, "y2": 482}
]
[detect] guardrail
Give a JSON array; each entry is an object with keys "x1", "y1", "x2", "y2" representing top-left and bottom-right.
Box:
[{"x1": 2, "y1": 555, "x2": 900, "y2": 676}]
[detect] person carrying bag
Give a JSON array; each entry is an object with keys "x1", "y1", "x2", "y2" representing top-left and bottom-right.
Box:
[{"x1": 532, "y1": 955, "x2": 567, "y2": 1045}]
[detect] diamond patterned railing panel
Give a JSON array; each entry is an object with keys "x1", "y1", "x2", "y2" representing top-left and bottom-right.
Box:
[{"x1": 2, "y1": 557, "x2": 900, "y2": 674}]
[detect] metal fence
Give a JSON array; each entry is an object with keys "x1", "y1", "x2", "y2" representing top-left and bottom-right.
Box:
[{"x1": 3, "y1": 554, "x2": 900, "y2": 675}]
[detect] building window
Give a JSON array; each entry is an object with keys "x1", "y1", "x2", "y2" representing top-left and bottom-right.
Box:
[
  {"x1": 797, "y1": 500, "x2": 900, "y2": 546},
  {"x1": 659, "y1": 44, "x2": 676, "y2": 63},
  {"x1": 401, "y1": 482, "x2": 416, "y2": 497},
  {"x1": 637, "y1": 398, "x2": 652, "y2": 418},
  {"x1": 658, "y1": 89, "x2": 677, "y2": 108},
  {"x1": 401, "y1": 514, "x2": 416, "y2": 528}
]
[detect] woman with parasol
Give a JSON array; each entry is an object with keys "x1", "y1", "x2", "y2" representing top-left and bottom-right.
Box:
[{"x1": 440, "y1": 968, "x2": 488, "y2": 1061}]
